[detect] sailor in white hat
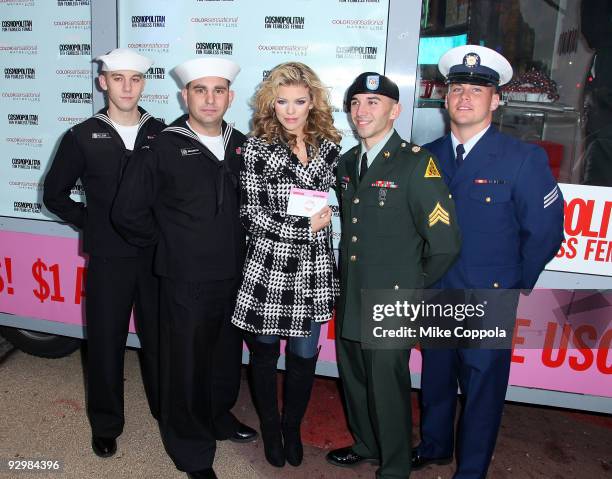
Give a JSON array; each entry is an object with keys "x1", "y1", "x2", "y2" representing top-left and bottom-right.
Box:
[
  {"x1": 43, "y1": 47, "x2": 165, "y2": 460},
  {"x1": 111, "y1": 56, "x2": 256, "y2": 479},
  {"x1": 413, "y1": 44, "x2": 564, "y2": 479}
]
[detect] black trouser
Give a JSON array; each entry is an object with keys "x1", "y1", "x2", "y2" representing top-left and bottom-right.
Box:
[
  {"x1": 85, "y1": 254, "x2": 160, "y2": 438},
  {"x1": 158, "y1": 277, "x2": 242, "y2": 472},
  {"x1": 210, "y1": 279, "x2": 244, "y2": 440}
]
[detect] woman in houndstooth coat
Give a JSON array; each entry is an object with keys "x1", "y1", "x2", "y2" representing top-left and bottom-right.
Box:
[{"x1": 231, "y1": 62, "x2": 341, "y2": 468}]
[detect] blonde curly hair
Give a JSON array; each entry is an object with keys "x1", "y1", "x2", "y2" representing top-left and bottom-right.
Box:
[{"x1": 251, "y1": 62, "x2": 341, "y2": 151}]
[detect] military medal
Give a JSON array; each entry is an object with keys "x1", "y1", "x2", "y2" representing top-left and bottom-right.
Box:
[
  {"x1": 473, "y1": 178, "x2": 507, "y2": 184},
  {"x1": 371, "y1": 180, "x2": 398, "y2": 189},
  {"x1": 378, "y1": 188, "x2": 387, "y2": 205},
  {"x1": 341, "y1": 176, "x2": 351, "y2": 189}
]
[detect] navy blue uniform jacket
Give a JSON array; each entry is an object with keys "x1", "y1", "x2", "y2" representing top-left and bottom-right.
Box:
[{"x1": 424, "y1": 126, "x2": 564, "y2": 290}]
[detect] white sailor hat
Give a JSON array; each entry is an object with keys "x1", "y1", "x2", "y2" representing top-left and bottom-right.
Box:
[
  {"x1": 174, "y1": 57, "x2": 241, "y2": 87},
  {"x1": 95, "y1": 48, "x2": 153, "y2": 74},
  {"x1": 438, "y1": 45, "x2": 513, "y2": 87}
]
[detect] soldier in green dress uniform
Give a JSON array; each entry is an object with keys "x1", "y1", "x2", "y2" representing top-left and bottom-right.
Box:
[{"x1": 326, "y1": 72, "x2": 461, "y2": 479}]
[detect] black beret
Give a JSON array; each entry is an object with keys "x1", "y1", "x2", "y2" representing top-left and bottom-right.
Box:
[{"x1": 345, "y1": 72, "x2": 399, "y2": 108}]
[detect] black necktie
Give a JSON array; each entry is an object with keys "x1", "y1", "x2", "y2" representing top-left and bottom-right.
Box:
[
  {"x1": 359, "y1": 152, "x2": 368, "y2": 181},
  {"x1": 456, "y1": 144, "x2": 465, "y2": 167}
]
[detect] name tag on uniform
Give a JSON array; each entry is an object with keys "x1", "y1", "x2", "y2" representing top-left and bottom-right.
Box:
[
  {"x1": 91, "y1": 132, "x2": 111, "y2": 139},
  {"x1": 180, "y1": 148, "x2": 200, "y2": 156},
  {"x1": 286, "y1": 187, "x2": 328, "y2": 217}
]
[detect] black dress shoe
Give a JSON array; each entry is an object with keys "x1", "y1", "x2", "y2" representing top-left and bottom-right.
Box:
[
  {"x1": 186, "y1": 468, "x2": 217, "y2": 479},
  {"x1": 91, "y1": 436, "x2": 117, "y2": 458},
  {"x1": 229, "y1": 422, "x2": 258, "y2": 443},
  {"x1": 326, "y1": 446, "x2": 379, "y2": 468},
  {"x1": 411, "y1": 449, "x2": 452, "y2": 470}
]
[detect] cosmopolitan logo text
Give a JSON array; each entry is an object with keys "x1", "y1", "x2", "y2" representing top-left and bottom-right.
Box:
[
  {"x1": 59, "y1": 43, "x2": 91, "y2": 55},
  {"x1": 264, "y1": 16, "x2": 305, "y2": 29},
  {"x1": 195, "y1": 42, "x2": 233, "y2": 55},
  {"x1": 13, "y1": 201, "x2": 42, "y2": 213},
  {"x1": 61, "y1": 92, "x2": 92, "y2": 104},
  {"x1": 1, "y1": 20, "x2": 33, "y2": 32},
  {"x1": 57, "y1": 0, "x2": 90, "y2": 5},
  {"x1": 262, "y1": 70, "x2": 271, "y2": 80},
  {"x1": 131, "y1": 15, "x2": 165, "y2": 28},
  {"x1": 4, "y1": 67, "x2": 35, "y2": 79},
  {"x1": 8, "y1": 114, "x2": 38, "y2": 125},
  {"x1": 336, "y1": 45, "x2": 377, "y2": 59},
  {"x1": 12, "y1": 158, "x2": 40, "y2": 170},
  {"x1": 144, "y1": 67, "x2": 165, "y2": 80}
]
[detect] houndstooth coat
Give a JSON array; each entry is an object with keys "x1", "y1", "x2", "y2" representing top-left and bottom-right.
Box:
[{"x1": 231, "y1": 136, "x2": 340, "y2": 337}]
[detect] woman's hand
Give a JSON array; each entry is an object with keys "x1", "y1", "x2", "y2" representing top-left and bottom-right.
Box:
[{"x1": 311, "y1": 206, "x2": 332, "y2": 233}]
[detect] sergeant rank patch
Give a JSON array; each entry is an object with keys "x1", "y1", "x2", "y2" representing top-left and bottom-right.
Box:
[
  {"x1": 428, "y1": 202, "x2": 450, "y2": 226},
  {"x1": 424, "y1": 157, "x2": 441, "y2": 178}
]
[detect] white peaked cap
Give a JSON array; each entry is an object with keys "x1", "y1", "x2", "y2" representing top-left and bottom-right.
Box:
[
  {"x1": 174, "y1": 57, "x2": 241, "y2": 86},
  {"x1": 438, "y1": 44, "x2": 513, "y2": 86},
  {"x1": 95, "y1": 48, "x2": 154, "y2": 74}
]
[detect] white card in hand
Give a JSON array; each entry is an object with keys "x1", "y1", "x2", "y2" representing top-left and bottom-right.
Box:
[{"x1": 286, "y1": 187, "x2": 329, "y2": 217}]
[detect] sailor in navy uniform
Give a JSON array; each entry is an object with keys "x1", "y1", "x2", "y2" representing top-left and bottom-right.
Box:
[
  {"x1": 43, "y1": 48, "x2": 164, "y2": 459},
  {"x1": 112, "y1": 58, "x2": 256, "y2": 479},
  {"x1": 412, "y1": 45, "x2": 564, "y2": 479}
]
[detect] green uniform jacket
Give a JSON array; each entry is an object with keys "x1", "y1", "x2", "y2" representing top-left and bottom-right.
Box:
[{"x1": 336, "y1": 131, "x2": 461, "y2": 342}]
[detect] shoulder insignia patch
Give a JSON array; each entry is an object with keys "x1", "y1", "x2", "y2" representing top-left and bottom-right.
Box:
[
  {"x1": 424, "y1": 157, "x2": 441, "y2": 178},
  {"x1": 429, "y1": 202, "x2": 450, "y2": 226},
  {"x1": 412, "y1": 145, "x2": 421, "y2": 153}
]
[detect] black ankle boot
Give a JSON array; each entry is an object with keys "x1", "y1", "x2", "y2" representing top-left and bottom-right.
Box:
[
  {"x1": 282, "y1": 349, "x2": 318, "y2": 466},
  {"x1": 250, "y1": 341, "x2": 285, "y2": 467}
]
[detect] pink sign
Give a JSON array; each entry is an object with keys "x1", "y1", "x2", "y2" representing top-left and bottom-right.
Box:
[
  {"x1": 0, "y1": 230, "x2": 135, "y2": 332},
  {"x1": 1, "y1": 229, "x2": 610, "y2": 399}
]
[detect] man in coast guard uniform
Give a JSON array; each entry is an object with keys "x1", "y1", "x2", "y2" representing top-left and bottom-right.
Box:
[
  {"x1": 326, "y1": 72, "x2": 461, "y2": 478},
  {"x1": 43, "y1": 49, "x2": 164, "y2": 458},
  {"x1": 112, "y1": 58, "x2": 256, "y2": 479},
  {"x1": 413, "y1": 45, "x2": 565, "y2": 478}
]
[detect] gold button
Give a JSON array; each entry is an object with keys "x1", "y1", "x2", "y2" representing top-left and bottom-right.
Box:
[
  {"x1": 353, "y1": 198, "x2": 360, "y2": 204},
  {"x1": 351, "y1": 236, "x2": 358, "y2": 243},
  {"x1": 485, "y1": 196, "x2": 491, "y2": 203},
  {"x1": 493, "y1": 282, "x2": 499, "y2": 288},
  {"x1": 400, "y1": 142, "x2": 406, "y2": 147},
  {"x1": 394, "y1": 284, "x2": 399, "y2": 290},
  {"x1": 350, "y1": 255, "x2": 357, "y2": 262},
  {"x1": 449, "y1": 194, "x2": 453, "y2": 199},
  {"x1": 379, "y1": 201, "x2": 385, "y2": 207},
  {"x1": 352, "y1": 217, "x2": 358, "y2": 224}
]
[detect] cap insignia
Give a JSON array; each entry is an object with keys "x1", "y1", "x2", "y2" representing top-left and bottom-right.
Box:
[{"x1": 463, "y1": 53, "x2": 480, "y2": 69}]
